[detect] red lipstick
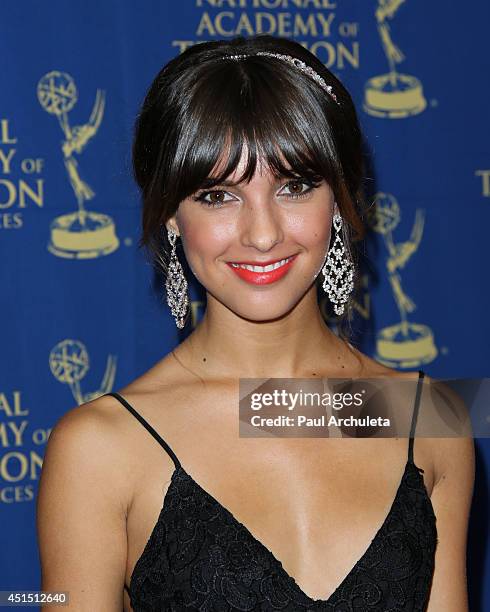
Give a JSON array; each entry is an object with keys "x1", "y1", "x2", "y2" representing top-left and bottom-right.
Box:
[{"x1": 226, "y1": 254, "x2": 298, "y2": 285}]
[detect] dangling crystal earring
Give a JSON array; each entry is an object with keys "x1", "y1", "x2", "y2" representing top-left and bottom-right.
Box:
[
  {"x1": 322, "y1": 212, "x2": 355, "y2": 315},
  {"x1": 165, "y1": 227, "x2": 189, "y2": 329}
]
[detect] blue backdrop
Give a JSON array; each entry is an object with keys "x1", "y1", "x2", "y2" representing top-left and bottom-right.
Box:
[{"x1": 1, "y1": 1, "x2": 489, "y2": 609}]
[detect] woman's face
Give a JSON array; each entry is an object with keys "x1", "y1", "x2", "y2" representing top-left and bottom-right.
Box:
[{"x1": 168, "y1": 147, "x2": 337, "y2": 322}]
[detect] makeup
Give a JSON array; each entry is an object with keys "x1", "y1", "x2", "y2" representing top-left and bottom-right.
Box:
[{"x1": 226, "y1": 254, "x2": 298, "y2": 285}]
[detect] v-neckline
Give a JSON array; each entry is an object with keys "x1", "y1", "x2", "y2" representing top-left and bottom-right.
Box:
[{"x1": 130, "y1": 458, "x2": 427, "y2": 606}]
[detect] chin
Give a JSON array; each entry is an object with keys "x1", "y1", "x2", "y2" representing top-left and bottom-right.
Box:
[{"x1": 225, "y1": 299, "x2": 301, "y2": 323}]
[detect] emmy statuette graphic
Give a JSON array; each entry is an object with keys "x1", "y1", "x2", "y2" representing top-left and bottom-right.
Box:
[
  {"x1": 364, "y1": 0, "x2": 427, "y2": 118},
  {"x1": 37, "y1": 71, "x2": 119, "y2": 258},
  {"x1": 49, "y1": 339, "x2": 117, "y2": 404},
  {"x1": 366, "y1": 193, "x2": 438, "y2": 368}
]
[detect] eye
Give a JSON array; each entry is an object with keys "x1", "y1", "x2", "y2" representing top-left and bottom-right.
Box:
[
  {"x1": 192, "y1": 190, "x2": 236, "y2": 208},
  {"x1": 278, "y1": 178, "x2": 320, "y2": 200}
]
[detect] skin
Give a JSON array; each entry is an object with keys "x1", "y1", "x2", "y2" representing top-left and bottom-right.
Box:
[{"x1": 37, "y1": 147, "x2": 475, "y2": 611}]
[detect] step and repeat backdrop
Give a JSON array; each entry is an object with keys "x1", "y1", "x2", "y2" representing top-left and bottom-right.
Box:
[{"x1": 1, "y1": 0, "x2": 489, "y2": 609}]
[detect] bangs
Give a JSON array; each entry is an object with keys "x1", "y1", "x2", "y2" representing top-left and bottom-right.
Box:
[
  {"x1": 134, "y1": 34, "x2": 366, "y2": 335},
  {"x1": 166, "y1": 56, "x2": 342, "y2": 200}
]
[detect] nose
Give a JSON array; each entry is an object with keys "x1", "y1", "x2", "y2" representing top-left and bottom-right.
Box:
[{"x1": 239, "y1": 198, "x2": 284, "y2": 252}]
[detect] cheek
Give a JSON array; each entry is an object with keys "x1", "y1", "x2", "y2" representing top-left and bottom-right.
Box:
[
  {"x1": 286, "y1": 209, "x2": 331, "y2": 248},
  {"x1": 178, "y1": 214, "x2": 234, "y2": 263}
]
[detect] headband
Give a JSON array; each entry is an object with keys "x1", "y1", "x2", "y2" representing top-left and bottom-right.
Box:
[{"x1": 222, "y1": 51, "x2": 340, "y2": 105}]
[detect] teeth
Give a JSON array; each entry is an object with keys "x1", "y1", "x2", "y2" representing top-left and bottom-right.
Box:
[{"x1": 230, "y1": 257, "x2": 291, "y2": 272}]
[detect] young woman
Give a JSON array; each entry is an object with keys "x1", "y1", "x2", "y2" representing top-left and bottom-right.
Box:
[{"x1": 37, "y1": 35, "x2": 474, "y2": 611}]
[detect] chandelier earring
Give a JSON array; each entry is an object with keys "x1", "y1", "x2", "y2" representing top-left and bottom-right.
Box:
[
  {"x1": 321, "y1": 212, "x2": 355, "y2": 315},
  {"x1": 165, "y1": 226, "x2": 189, "y2": 329}
]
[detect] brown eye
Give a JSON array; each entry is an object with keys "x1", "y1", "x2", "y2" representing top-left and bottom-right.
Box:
[
  {"x1": 279, "y1": 179, "x2": 317, "y2": 199},
  {"x1": 193, "y1": 189, "x2": 235, "y2": 208},
  {"x1": 210, "y1": 191, "x2": 225, "y2": 202},
  {"x1": 289, "y1": 181, "x2": 304, "y2": 194}
]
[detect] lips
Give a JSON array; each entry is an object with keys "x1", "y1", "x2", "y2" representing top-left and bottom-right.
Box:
[
  {"x1": 228, "y1": 256, "x2": 293, "y2": 267},
  {"x1": 226, "y1": 254, "x2": 298, "y2": 285}
]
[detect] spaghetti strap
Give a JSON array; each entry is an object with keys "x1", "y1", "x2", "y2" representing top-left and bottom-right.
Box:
[
  {"x1": 408, "y1": 370, "x2": 425, "y2": 465},
  {"x1": 105, "y1": 392, "x2": 181, "y2": 469}
]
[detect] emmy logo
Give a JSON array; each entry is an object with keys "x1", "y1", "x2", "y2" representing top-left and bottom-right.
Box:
[
  {"x1": 37, "y1": 71, "x2": 119, "y2": 258},
  {"x1": 49, "y1": 339, "x2": 117, "y2": 404},
  {"x1": 364, "y1": 0, "x2": 427, "y2": 118},
  {"x1": 366, "y1": 193, "x2": 437, "y2": 368}
]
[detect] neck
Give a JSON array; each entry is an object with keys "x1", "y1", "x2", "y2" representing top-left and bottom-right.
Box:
[{"x1": 173, "y1": 288, "x2": 362, "y2": 380}]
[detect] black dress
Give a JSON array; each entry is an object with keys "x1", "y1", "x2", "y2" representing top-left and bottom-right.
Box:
[{"x1": 106, "y1": 369, "x2": 437, "y2": 611}]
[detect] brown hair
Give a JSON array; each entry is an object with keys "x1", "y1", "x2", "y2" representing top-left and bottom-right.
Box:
[{"x1": 132, "y1": 34, "x2": 367, "y2": 339}]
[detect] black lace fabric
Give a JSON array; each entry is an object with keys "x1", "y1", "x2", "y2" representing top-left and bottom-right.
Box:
[{"x1": 128, "y1": 460, "x2": 437, "y2": 611}]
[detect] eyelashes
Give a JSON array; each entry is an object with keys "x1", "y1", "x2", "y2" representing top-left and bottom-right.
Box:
[{"x1": 192, "y1": 177, "x2": 322, "y2": 209}]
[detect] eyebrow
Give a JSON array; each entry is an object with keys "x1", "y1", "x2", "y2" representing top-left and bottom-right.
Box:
[
  {"x1": 198, "y1": 173, "x2": 303, "y2": 190},
  {"x1": 199, "y1": 178, "x2": 239, "y2": 189}
]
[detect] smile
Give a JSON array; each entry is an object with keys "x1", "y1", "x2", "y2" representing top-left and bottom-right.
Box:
[{"x1": 226, "y1": 254, "x2": 298, "y2": 285}]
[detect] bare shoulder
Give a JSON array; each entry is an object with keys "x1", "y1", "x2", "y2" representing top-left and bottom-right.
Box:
[
  {"x1": 346, "y1": 347, "x2": 474, "y2": 480},
  {"x1": 419, "y1": 374, "x2": 475, "y2": 611},
  {"x1": 38, "y1": 350, "x2": 188, "y2": 511},
  {"x1": 351, "y1": 363, "x2": 475, "y2": 609},
  {"x1": 41, "y1": 347, "x2": 187, "y2": 512},
  {"x1": 344, "y1": 343, "x2": 421, "y2": 380},
  {"x1": 98, "y1": 352, "x2": 199, "y2": 471},
  {"x1": 50, "y1": 392, "x2": 137, "y2": 455},
  {"x1": 379, "y1": 364, "x2": 474, "y2": 487},
  {"x1": 41, "y1": 393, "x2": 139, "y2": 513},
  {"x1": 37, "y1": 395, "x2": 139, "y2": 609},
  {"x1": 418, "y1": 372, "x2": 475, "y2": 489}
]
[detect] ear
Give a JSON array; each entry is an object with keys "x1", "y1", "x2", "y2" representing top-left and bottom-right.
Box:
[
  {"x1": 333, "y1": 201, "x2": 340, "y2": 217},
  {"x1": 165, "y1": 216, "x2": 180, "y2": 237}
]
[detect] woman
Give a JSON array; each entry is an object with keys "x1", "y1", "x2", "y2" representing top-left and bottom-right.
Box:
[{"x1": 37, "y1": 35, "x2": 475, "y2": 611}]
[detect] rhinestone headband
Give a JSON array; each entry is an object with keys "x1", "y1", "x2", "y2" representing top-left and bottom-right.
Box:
[{"x1": 222, "y1": 51, "x2": 339, "y2": 105}]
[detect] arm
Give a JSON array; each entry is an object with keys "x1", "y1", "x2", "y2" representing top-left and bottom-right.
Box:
[
  {"x1": 426, "y1": 433, "x2": 475, "y2": 610},
  {"x1": 36, "y1": 402, "x2": 129, "y2": 611}
]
